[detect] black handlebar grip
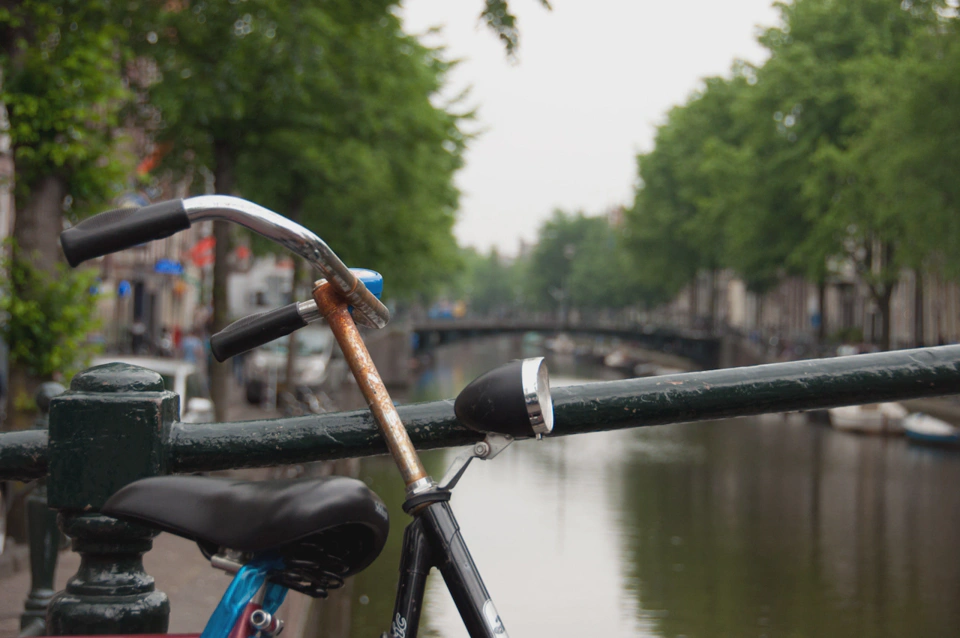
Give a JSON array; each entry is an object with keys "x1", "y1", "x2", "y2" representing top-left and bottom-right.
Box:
[
  {"x1": 60, "y1": 199, "x2": 190, "y2": 267},
  {"x1": 210, "y1": 303, "x2": 308, "y2": 362}
]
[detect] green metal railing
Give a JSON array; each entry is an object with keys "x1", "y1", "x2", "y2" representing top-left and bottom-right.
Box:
[
  {"x1": 0, "y1": 344, "x2": 958, "y2": 634},
  {"x1": 19, "y1": 383, "x2": 65, "y2": 637}
]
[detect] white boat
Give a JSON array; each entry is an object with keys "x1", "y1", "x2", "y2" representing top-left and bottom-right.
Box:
[
  {"x1": 633, "y1": 362, "x2": 659, "y2": 377},
  {"x1": 604, "y1": 348, "x2": 637, "y2": 371},
  {"x1": 545, "y1": 333, "x2": 576, "y2": 355},
  {"x1": 828, "y1": 402, "x2": 907, "y2": 435},
  {"x1": 903, "y1": 413, "x2": 960, "y2": 447}
]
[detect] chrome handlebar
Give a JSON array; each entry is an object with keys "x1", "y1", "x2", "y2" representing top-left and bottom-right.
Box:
[{"x1": 182, "y1": 196, "x2": 389, "y2": 329}]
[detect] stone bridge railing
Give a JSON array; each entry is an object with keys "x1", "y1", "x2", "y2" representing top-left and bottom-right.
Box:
[{"x1": 412, "y1": 317, "x2": 721, "y2": 368}]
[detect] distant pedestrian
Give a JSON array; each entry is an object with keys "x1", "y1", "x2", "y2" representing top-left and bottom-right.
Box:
[
  {"x1": 172, "y1": 325, "x2": 183, "y2": 355},
  {"x1": 130, "y1": 321, "x2": 147, "y2": 354},
  {"x1": 232, "y1": 349, "x2": 247, "y2": 385},
  {"x1": 159, "y1": 326, "x2": 175, "y2": 358},
  {"x1": 182, "y1": 331, "x2": 203, "y2": 365}
]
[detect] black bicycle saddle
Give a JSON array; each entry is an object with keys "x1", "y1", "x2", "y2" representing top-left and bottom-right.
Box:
[{"x1": 103, "y1": 475, "x2": 389, "y2": 595}]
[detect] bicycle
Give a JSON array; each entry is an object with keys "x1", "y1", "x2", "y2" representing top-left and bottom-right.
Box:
[{"x1": 60, "y1": 195, "x2": 555, "y2": 638}]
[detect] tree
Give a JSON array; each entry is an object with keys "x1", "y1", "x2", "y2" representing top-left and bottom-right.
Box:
[
  {"x1": 237, "y1": 5, "x2": 467, "y2": 298},
  {"x1": 139, "y1": 1, "x2": 469, "y2": 415},
  {"x1": 755, "y1": 0, "x2": 947, "y2": 349},
  {"x1": 1, "y1": 1, "x2": 132, "y2": 426},
  {"x1": 626, "y1": 77, "x2": 748, "y2": 323},
  {"x1": 526, "y1": 210, "x2": 612, "y2": 314},
  {"x1": 480, "y1": 0, "x2": 552, "y2": 56},
  {"x1": 850, "y1": 12, "x2": 960, "y2": 281},
  {"x1": 233, "y1": 4, "x2": 467, "y2": 379},
  {"x1": 452, "y1": 247, "x2": 528, "y2": 316},
  {"x1": 623, "y1": 0, "x2": 954, "y2": 347},
  {"x1": 137, "y1": 0, "x2": 322, "y2": 419},
  {"x1": 0, "y1": 246, "x2": 100, "y2": 417}
]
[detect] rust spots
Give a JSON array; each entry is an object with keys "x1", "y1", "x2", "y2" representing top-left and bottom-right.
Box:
[{"x1": 313, "y1": 282, "x2": 427, "y2": 486}]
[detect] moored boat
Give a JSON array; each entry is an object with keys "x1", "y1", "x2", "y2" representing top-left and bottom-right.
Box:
[
  {"x1": 545, "y1": 333, "x2": 576, "y2": 355},
  {"x1": 828, "y1": 402, "x2": 907, "y2": 435},
  {"x1": 903, "y1": 413, "x2": 960, "y2": 447},
  {"x1": 604, "y1": 347, "x2": 639, "y2": 373}
]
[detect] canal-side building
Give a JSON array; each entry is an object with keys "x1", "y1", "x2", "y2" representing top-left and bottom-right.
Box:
[
  {"x1": 662, "y1": 268, "x2": 960, "y2": 353},
  {"x1": 90, "y1": 182, "x2": 210, "y2": 353},
  {"x1": 889, "y1": 271, "x2": 960, "y2": 348}
]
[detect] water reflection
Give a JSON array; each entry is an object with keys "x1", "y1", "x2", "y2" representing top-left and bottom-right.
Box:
[
  {"x1": 618, "y1": 419, "x2": 960, "y2": 637},
  {"x1": 318, "y1": 336, "x2": 960, "y2": 637}
]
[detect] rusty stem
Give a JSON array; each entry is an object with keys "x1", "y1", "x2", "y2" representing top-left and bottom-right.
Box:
[{"x1": 312, "y1": 282, "x2": 428, "y2": 489}]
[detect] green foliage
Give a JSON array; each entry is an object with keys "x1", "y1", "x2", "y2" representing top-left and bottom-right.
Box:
[
  {"x1": 448, "y1": 209, "x2": 660, "y2": 317},
  {"x1": 626, "y1": 77, "x2": 747, "y2": 298},
  {"x1": 480, "y1": 0, "x2": 552, "y2": 56},
  {"x1": 1, "y1": 0, "x2": 133, "y2": 212},
  {"x1": 849, "y1": 15, "x2": 960, "y2": 278},
  {"x1": 0, "y1": 242, "x2": 101, "y2": 380},
  {"x1": 134, "y1": 0, "x2": 314, "y2": 165},
  {"x1": 525, "y1": 210, "x2": 648, "y2": 311},
  {"x1": 624, "y1": 0, "x2": 957, "y2": 344},
  {"x1": 753, "y1": 0, "x2": 943, "y2": 288},
  {"x1": 525, "y1": 210, "x2": 599, "y2": 310},
  {"x1": 453, "y1": 247, "x2": 526, "y2": 315},
  {"x1": 136, "y1": 0, "x2": 466, "y2": 298},
  {"x1": 236, "y1": 4, "x2": 467, "y2": 297}
]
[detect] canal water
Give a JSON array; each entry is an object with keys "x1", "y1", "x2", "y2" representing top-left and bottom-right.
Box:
[{"x1": 339, "y1": 336, "x2": 960, "y2": 638}]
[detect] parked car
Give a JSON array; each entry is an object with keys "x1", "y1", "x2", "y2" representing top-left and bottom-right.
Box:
[
  {"x1": 244, "y1": 325, "x2": 335, "y2": 405},
  {"x1": 91, "y1": 356, "x2": 214, "y2": 423}
]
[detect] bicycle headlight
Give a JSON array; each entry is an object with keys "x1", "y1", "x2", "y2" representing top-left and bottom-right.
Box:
[{"x1": 454, "y1": 357, "x2": 553, "y2": 439}]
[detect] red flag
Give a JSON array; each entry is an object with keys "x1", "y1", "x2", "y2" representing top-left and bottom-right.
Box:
[{"x1": 189, "y1": 236, "x2": 215, "y2": 267}]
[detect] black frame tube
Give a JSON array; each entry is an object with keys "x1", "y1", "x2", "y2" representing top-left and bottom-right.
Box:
[
  {"x1": 387, "y1": 519, "x2": 433, "y2": 638},
  {"x1": 387, "y1": 501, "x2": 503, "y2": 638},
  {"x1": 418, "y1": 500, "x2": 505, "y2": 638}
]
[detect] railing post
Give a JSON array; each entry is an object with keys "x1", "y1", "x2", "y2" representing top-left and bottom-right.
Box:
[
  {"x1": 45, "y1": 364, "x2": 176, "y2": 635},
  {"x1": 19, "y1": 382, "x2": 65, "y2": 637}
]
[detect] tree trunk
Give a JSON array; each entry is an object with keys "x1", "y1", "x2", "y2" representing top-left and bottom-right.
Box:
[
  {"x1": 210, "y1": 141, "x2": 235, "y2": 422},
  {"x1": 817, "y1": 279, "x2": 827, "y2": 344},
  {"x1": 283, "y1": 198, "x2": 305, "y2": 392},
  {"x1": 689, "y1": 277, "x2": 698, "y2": 330},
  {"x1": 707, "y1": 269, "x2": 717, "y2": 333},
  {"x1": 5, "y1": 175, "x2": 67, "y2": 430},
  {"x1": 12, "y1": 174, "x2": 64, "y2": 272},
  {"x1": 914, "y1": 269, "x2": 924, "y2": 347},
  {"x1": 0, "y1": 69, "x2": 13, "y2": 240},
  {"x1": 284, "y1": 257, "x2": 303, "y2": 392},
  {"x1": 878, "y1": 242, "x2": 896, "y2": 352},
  {"x1": 878, "y1": 286, "x2": 893, "y2": 352}
]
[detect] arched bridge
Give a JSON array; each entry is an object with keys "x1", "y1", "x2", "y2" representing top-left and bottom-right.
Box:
[{"x1": 411, "y1": 318, "x2": 723, "y2": 369}]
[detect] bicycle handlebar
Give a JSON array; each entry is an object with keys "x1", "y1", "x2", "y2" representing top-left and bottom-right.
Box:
[
  {"x1": 59, "y1": 200, "x2": 191, "y2": 266},
  {"x1": 210, "y1": 301, "x2": 320, "y2": 362},
  {"x1": 59, "y1": 195, "x2": 390, "y2": 330}
]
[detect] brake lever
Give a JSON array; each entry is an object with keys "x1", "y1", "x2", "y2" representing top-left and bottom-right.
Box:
[
  {"x1": 210, "y1": 269, "x2": 384, "y2": 362},
  {"x1": 438, "y1": 433, "x2": 513, "y2": 491},
  {"x1": 210, "y1": 300, "x2": 321, "y2": 362}
]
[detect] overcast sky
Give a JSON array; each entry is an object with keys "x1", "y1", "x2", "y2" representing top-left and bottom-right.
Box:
[{"x1": 400, "y1": 0, "x2": 781, "y2": 255}]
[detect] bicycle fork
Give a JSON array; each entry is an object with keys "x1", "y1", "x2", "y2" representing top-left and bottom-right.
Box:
[{"x1": 387, "y1": 502, "x2": 507, "y2": 638}]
